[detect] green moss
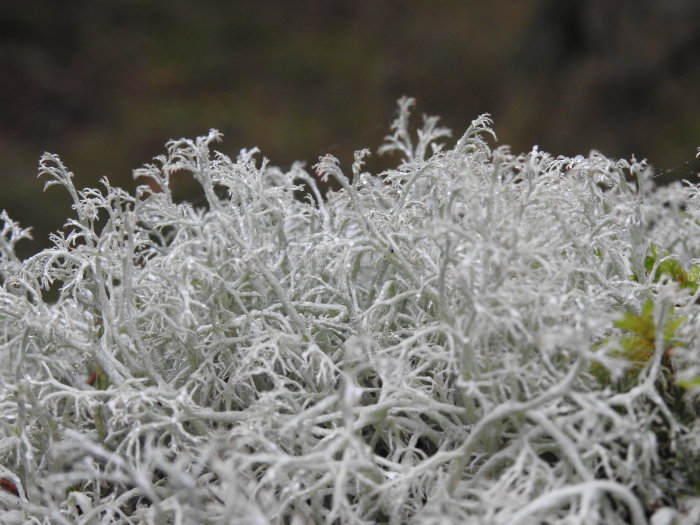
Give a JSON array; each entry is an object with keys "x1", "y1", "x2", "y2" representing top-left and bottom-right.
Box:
[
  {"x1": 591, "y1": 299, "x2": 684, "y2": 391},
  {"x1": 637, "y1": 243, "x2": 700, "y2": 294}
]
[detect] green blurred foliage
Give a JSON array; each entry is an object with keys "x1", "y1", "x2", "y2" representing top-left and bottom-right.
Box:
[{"x1": 591, "y1": 299, "x2": 684, "y2": 391}]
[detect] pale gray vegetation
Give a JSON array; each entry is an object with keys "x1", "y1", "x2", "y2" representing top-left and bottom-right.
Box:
[{"x1": 1, "y1": 99, "x2": 700, "y2": 523}]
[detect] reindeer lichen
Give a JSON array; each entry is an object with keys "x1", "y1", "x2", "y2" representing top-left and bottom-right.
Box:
[{"x1": 1, "y1": 98, "x2": 700, "y2": 523}]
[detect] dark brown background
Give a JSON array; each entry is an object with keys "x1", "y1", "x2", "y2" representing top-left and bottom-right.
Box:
[{"x1": 2, "y1": 0, "x2": 700, "y2": 259}]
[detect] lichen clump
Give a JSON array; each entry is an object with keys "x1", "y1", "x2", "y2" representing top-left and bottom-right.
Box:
[{"x1": 2, "y1": 98, "x2": 700, "y2": 523}]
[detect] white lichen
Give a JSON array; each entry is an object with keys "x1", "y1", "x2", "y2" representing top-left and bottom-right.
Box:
[{"x1": 1, "y1": 98, "x2": 700, "y2": 523}]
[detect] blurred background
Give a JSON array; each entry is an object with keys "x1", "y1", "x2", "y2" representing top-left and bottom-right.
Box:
[{"x1": 2, "y1": 0, "x2": 700, "y2": 259}]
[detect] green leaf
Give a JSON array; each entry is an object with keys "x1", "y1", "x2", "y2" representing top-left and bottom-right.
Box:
[
  {"x1": 644, "y1": 243, "x2": 699, "y2": 293},
  {"x1": 678, "y1": 377, "x2": 700, "y2": 390},
  {"x1": 592, "y1": 300, "x2": 684, "y2": 390}
]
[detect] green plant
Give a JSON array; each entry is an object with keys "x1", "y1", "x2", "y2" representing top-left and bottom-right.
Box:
[
  {"x1": 634, "y1": 243, "x2": 700, "y2": 295},
  {"x1": 591, "y1": 299, "x2": 684, "y2": 390}
]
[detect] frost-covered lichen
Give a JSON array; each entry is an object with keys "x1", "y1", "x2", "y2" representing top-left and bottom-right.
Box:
[{"x1": 1, "y1": 98, "x2": 700, "y2": 524}]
